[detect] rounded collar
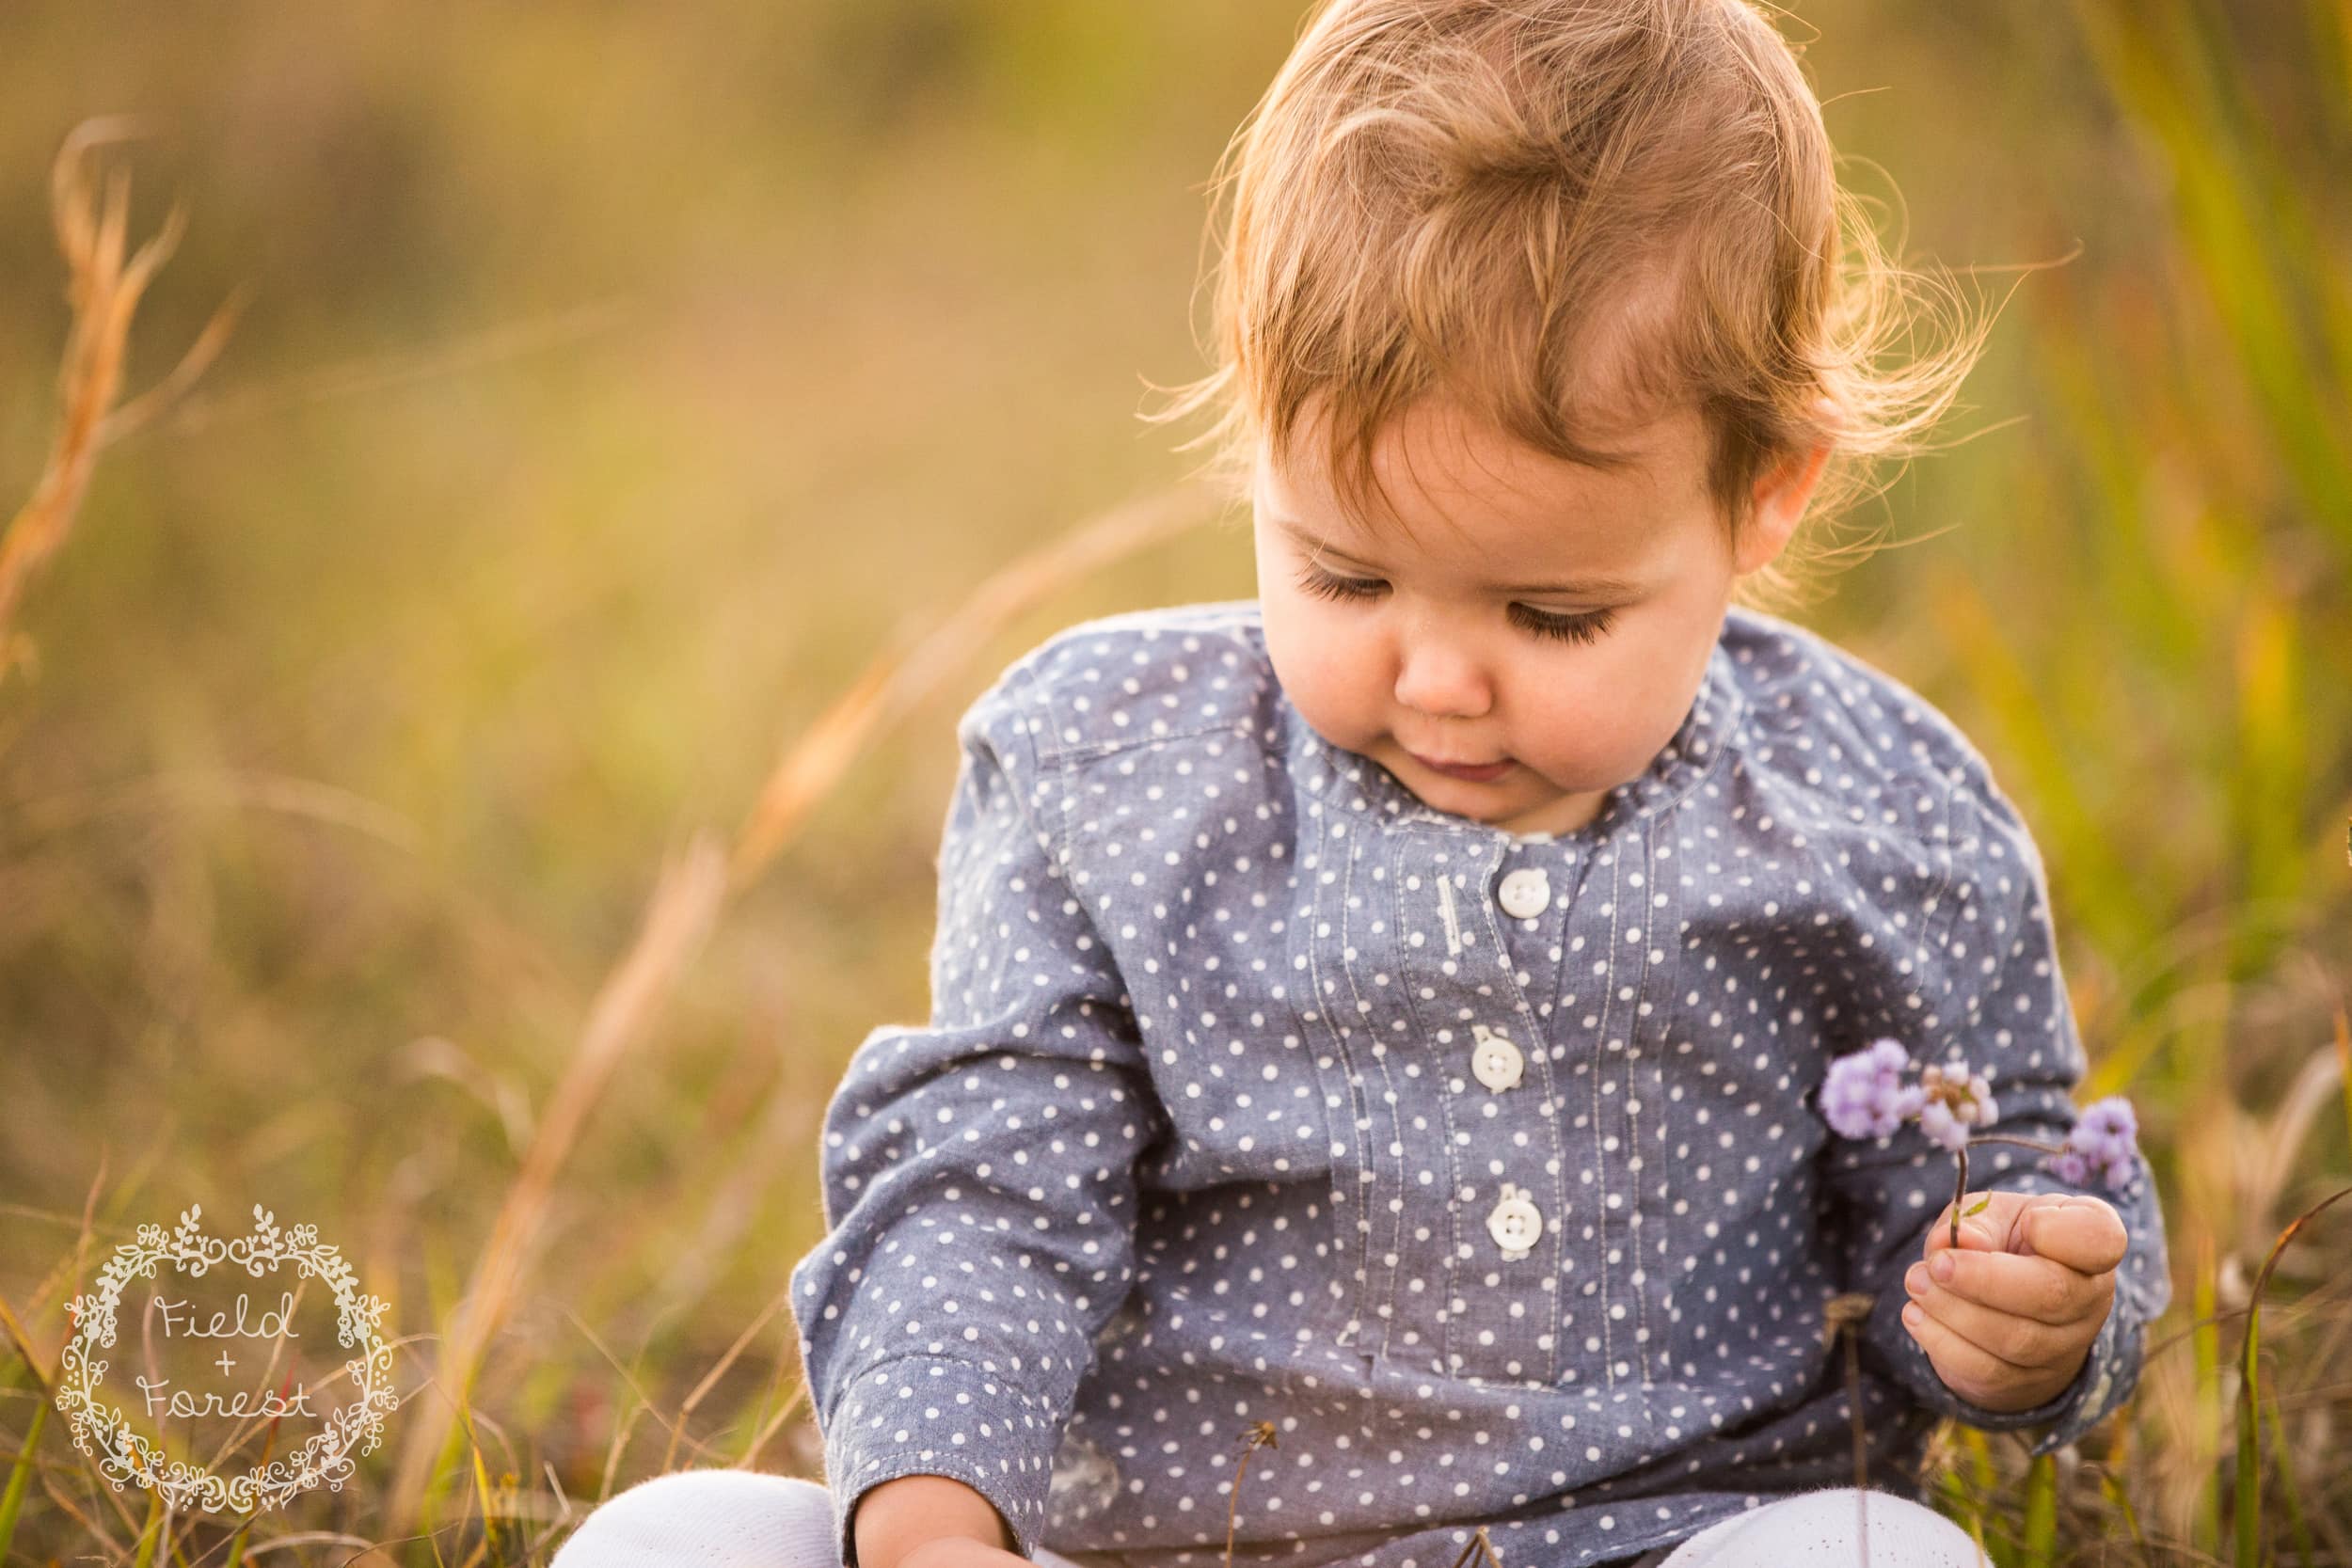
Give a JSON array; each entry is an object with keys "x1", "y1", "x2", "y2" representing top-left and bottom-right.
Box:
[{"x1": 1276, "y1": 638, "x2": 1748, "y2": 848}]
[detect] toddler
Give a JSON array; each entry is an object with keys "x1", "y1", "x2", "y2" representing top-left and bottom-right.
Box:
[{"x1": 554, "y1": 2, "x2": 2169, "y2": 1565}]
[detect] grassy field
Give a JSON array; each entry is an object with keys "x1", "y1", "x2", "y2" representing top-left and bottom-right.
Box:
[{"x1": 1, "y1": 2, "x2": 2348, "y2": 1563}]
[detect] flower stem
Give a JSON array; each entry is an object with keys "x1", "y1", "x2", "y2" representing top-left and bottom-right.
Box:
[
  {"x1": 1948, "y1": 1144, "x2": 1969, "y2": 1251},
  {"x1": 1946, "y1": 1133, "x2": 2073, "y2": 1247},
  {"x1": 1225, "y1": 1422, "x2": 1277, "y2": 1568},
  {"x1": 1966, "y1": 1133, "x2": 2070, "y2": 1156}
]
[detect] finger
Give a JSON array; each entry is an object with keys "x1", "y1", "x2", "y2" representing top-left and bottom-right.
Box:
[
  {"x1": 1903, "y1": 1261, "x2": 2103, "y2": 1370},
  {"x1": 1923, "y1": 1190, "x2": 2101, "y2": 1262},
  {"x1": 2020, "y1": 1196, "x2": 2128, "y2": 1275},
  {"x1": 1924, "y1": 1245, "x2": 2115, "y2": 1326},
  {"x1": 1899, "y1": 1298, "x2": 2041, "y2": 1408}
]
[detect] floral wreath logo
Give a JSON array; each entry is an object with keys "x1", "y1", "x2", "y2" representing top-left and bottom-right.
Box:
[{"x1": 57, "y1": 1204, "x2": 397, "y2": 1512}]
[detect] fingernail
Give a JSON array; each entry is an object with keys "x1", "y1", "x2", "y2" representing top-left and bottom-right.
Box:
[
  {"x1": 1931, "y1": 1252, "x2": 1956, "y2": 1283},
  {"x1": 1904, "y1": 1264, "x2": 1927, "y2": 1295},
  {"x1": 1901, "y1": 1304, "x2": 1923, "y2": 1328}
]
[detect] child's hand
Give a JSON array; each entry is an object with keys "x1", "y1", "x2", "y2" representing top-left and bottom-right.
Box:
[
  {"x1": 854, "y1": 1475, "x2": 1020, "y2": 1568},
  {"x1": 1900, "y1": 1191, "x2": 2126, "y2": 1412}
]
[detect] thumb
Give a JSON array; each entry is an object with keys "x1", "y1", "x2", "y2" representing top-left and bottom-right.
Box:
[{"x1": 2022, "y1": 1195, "x2": 2128, "y2": 1275}]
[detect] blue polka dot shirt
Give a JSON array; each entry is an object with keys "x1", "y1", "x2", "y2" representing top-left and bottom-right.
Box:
[{"x1": 789, "y1": 600, "x2": 2169, "y2": 1568}]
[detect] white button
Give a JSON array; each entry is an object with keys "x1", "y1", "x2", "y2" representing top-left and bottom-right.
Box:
[
  {"x1": 1497, "y1": 867, "x2": 1551, "y2": 919},
  {"x1": 1487, "y1": 1183, "x2": 1543, "y2": 1259},
  {"x1": 1470, "y1": 1024, "x2": 1524, "y2": 1092}
]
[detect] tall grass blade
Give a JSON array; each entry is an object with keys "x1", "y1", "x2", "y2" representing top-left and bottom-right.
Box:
[
  {"x1": 2022, "y1": 1452, "x2": 2057, "y2": 1568},
  {"x1": 2233, "y1": 1305, "x2": 2262, "y2": 1568},
  {"x1": 2233, "y1": 1184, "x2": 2352, "y2": 1565},
  {"x1": 0, "y1": 1396, "x2": 46, "y2": 1562},
  {"x1": 0, "y1": 121, "x2": 222, "y2": 676},
  {"x1": 129, "y1": 1490, "x2": 162, "y2": 1568},
  {"x1": 2261, "y1": 1388, "x2": 2314, "y2": 1568}
]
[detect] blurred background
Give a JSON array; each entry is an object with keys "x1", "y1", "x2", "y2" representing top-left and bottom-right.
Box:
[{"x1": 1, "y1": 2, "x2": 2347, "y2": 1562}]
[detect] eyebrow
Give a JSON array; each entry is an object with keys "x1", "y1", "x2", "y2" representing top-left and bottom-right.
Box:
[{"x1": 1271, "y1": 515, "x2": 1645, "y2": 597}]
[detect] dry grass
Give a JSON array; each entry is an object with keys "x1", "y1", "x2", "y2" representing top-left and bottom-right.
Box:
[
  {"x1": 0, "y1": 119, "x2": 241, "y2": 690},
  {"x1": 0, "y1": 116, "x2": 1216, "y2": 1568},
  {"x1": 1, "y1": 6, "x2": 2348, "y2": 1566}
]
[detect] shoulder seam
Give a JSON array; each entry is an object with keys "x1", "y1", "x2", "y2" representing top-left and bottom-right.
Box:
[
  {"x1": 1048, "y1": 713, "x2": 1262, "y2": 768},
  {"x1": 971, "y1": 660, "x2": 1143, "y2": 977},
  {"x1": 988, "y1": 657, "x2": 1074, "y2": 865},
  {"x1": 1007, "y1": 607, "x2": 1270, "y2": 768}
]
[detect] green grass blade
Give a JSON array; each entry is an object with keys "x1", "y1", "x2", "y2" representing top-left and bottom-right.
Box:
[
  {"x1": 1969, "y1": 1507, "x2": 1999, "y2": 1568},
  {"x1": 130, "y1": 1489, "x2": 164, "y2": 1568},
  {"x1": 2233, "y1": 1304, "x2": 2261, "y2": 1568},
  {"x1": 2263, "y1": 1386, "x2": 2315, "y2": 1568},
  {"x1": 2022, "y1": 1452, "x2": 2057, "y2": 1568},
  {"x1": 2193, "y1": 1238, "x2": 2221, "y2": 1555},
  {"x1": 1962, "y1": 1424, "x2": 1996, "y2": 1494},
  {"x1": 0, "y1": 1397, "x2": 47, "y2": 1562}
]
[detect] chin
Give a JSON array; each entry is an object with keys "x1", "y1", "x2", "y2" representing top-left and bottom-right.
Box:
[{"x1": 1410, "y1": 765, "x2": 1526, "y2": 812}]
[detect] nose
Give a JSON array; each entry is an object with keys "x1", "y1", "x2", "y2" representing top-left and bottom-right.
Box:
[{"x1": 1393, "y1": 627, "x2": 1493, "y2": 721}]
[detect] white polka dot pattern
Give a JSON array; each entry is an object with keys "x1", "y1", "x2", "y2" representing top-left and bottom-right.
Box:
[{"x1": 787, "y1": 601, "x2": 2169, "y2": 1568}]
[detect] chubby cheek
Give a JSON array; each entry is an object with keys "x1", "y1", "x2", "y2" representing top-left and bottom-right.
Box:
[
  {"x1": 1261, "y1": 598, "x2": 1377, "y2": 749},
  {"x1": 1509, "y1": 671, "x2": 1638, "y2": 780},
  {"x1": 1509, "y1": 642, "x2": 1693, "y2": 784}
]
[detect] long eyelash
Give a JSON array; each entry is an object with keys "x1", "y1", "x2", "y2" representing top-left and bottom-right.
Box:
[
  {"x1": 1294, "y1": 563, "x2": 1383, "y2": 605},
  {"x1": 1295, "y1": 564, "x2": 1617, "y2": 646},
  {"x1": 1511, "y1": 604, "x2": 1616, "y2": 646}
]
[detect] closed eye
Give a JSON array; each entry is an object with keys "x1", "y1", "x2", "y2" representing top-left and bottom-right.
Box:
[{"x1": 1291, "y1": 564, "x2": 1618, "y2": 647}]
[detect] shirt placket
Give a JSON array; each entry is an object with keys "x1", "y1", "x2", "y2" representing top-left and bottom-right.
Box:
[
  {"x1": 1384, "y1": 829, "x2": 1571, "y2": 1385},
  {"x1": 1547, "y1": 815, "x2": 1683, "y2": 1427},
  {"x1": 1626, "y1": 812, "x2": 1684, "y2": 1392},
  {"x1": 1298, "y1": 800, "x2": 1406, "y2": 1354}
]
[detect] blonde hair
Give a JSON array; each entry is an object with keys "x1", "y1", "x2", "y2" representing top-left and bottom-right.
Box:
[{"x1": 1140, "y1": 0, "x2": 1999, "y2": 613}]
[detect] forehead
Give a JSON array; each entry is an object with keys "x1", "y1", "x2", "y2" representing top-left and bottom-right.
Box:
[{"x1": 1256, "y1": 397, "x2": 1707, "y2": 560}]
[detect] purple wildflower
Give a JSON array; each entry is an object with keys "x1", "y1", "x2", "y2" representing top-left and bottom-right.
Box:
[
  {"x1": 2054, "y1": 1096, "x2": 2140, "y2": 1192},
  {"x1": 1820, "y1": 1037, "x2": 1925, "y2": 1140},
  {"x1": 1820, "y1": 1037, "x2": 2142, "y2": 1253},
  {"x1": 1916, "y1": 1060, "x2": 1997, "y2": 1152}
]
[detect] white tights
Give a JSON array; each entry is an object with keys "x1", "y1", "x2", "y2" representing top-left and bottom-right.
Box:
[{"x1": 548, "y1": 1470, "x2": 1988, "y2": 1567}]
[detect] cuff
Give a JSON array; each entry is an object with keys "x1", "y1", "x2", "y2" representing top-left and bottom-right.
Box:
[
  {"x1": 822, "y1": 1354, "x2": 1067, "y2": 1567},
  {"x1": 1867, "y1": 1289, "x2": 2141, "y2": 1455}
]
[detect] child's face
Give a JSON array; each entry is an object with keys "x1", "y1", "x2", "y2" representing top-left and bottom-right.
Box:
[{"x1": 1254, "y1": 395, "x2": 1820, "y2": 838}]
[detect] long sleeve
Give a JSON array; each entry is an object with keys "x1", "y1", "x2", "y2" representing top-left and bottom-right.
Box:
[
  {"x1": 1822, "y1": 764, "x2": 2170, "y2": 1455},
  {"x1": 787, "y1": 664, "x2": 1168, "y2": 1567}
]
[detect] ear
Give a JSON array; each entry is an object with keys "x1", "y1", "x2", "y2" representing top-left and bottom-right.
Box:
[{"x1": 1732, "y1": 400, "x2": 1837, "y2": 577}]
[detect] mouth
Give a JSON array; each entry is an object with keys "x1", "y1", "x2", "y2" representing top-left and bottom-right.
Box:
[{"x1": 1407, "y1": 751, "x2": 1514, "y2": 783}]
